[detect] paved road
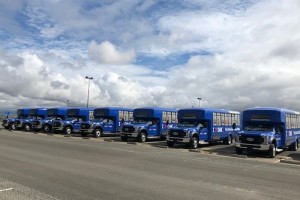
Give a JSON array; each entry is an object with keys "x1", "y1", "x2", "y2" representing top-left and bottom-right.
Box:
[{"x1": 0, "y1": 129, "x2": 300, "y2": 200}]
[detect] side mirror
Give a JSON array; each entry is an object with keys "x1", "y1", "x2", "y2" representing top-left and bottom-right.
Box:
[
  {"x1": 197, "y1": 124, "x2": 203, "y2": 129},
  {"x1": 232, "y1": 123, "x2": 236, "y2": 130}
]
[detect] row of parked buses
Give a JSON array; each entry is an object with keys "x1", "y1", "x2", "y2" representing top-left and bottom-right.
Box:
[{"x1": 1, "y1": 106, "x2": 300, "y2": 158}]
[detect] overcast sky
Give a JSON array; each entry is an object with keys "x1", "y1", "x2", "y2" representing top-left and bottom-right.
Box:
[{"x1": 1, "y1": 0, "x2": 300, "y2": 113}]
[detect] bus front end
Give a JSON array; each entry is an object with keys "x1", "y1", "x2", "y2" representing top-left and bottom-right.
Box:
[
  {"x1": 52, "y1": 119, "x2": 76, "y2": 134},
  {"x1": 167, "y1": 127, "x2": 192, "y2": 144},
  {"x1": 78, "y1": 120, "x2": 104, "y2": 137},
  {"x1": 2, "y1": 118, "x2": 16, "y2": 129},
  {"x1": 120, "y1": 122, "x2": 148, "y2": 142},
  {"x1": 235, "y1": 124, "x2": 278, "y2": 158}
]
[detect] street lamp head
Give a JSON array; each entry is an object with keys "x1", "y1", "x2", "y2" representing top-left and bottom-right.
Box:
[
  {"x1": 197, "y1": 97, "x2": 202, "y2": 100},
  {"x1": 85, "y1": 76, "x2": 93, "y2": 80}
]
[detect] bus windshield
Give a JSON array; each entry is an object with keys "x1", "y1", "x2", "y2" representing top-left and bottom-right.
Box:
[
  {"x1": 177, "y1": 121, "x2": 199, "y2": 127},
  {"x1": 244, "y1": 124, "x2": 273, "y2": 132},
  {"x1": 133, "y1": 118, "x2": 152, "y2": 124},
  {"x1": 93, "y1": 117, "x2": 104, "y2": 122},
  {"x1": 32, "y1": 116, "x2": 43, "y2": 120},
  {"x1": 66, "y1": 117, "x2": 84, "y2": 122}
]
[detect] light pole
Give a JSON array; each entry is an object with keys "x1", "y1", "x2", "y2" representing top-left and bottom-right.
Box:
[
  {"x1": 85, "y1": 76, "x2": 93, "y2": 108},
  {"x1": 67, "y1": 99, "x2": 69, "y2": 107},
  {"x1": 197, "y1": 97, "x2": 202, "y2": 107}
]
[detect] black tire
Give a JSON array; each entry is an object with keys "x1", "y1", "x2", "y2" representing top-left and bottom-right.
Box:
[
  {"x1": 23, "y1": 124, "x2": 31, "y2": 132},
  {"x1": 235, "y1": 147, "x2": 243, "y2": 154},
  {"x1": 190, "y1": 137, "x2": 198, "y2": 149},
  {"x1": 94, "y1": 128, "x2": 102, "y2": 138},
  {"x1": 268, "y1": 144, "x2": 276, "y2": 158},
  {"x1": 121, "y1": 136, "x2": 128, "y2": 142},
  {"x1": 65, "y1": 127, "x2": 72, "y2": 135},
  {"x1": 292, "y1": 139, "x2": 298, "y2": 151},
  {"x1": 138, "y1": 132, "x2": 147, "y2": 143},
  {"x1": 43, "y1": 124, "x2": 51, "y2": 133},
  {"x1": 167, "y1": 140, "x2": 174, "y2": 147},
  {"x1": 224, "y1": 135, "x2": 232, "y2": 145}
]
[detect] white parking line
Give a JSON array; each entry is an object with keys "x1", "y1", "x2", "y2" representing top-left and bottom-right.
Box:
[{"x1": 0, "y1": 188, "x2": 13, "y2": 192}]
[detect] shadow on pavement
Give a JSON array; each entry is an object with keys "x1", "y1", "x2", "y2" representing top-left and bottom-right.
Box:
[{"x1": 286, "y1": 153, "x2": 300, "y2": 161}]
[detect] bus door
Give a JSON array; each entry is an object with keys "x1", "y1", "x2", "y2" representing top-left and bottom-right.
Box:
[
  {"x1": 148, "y1": 119, "x2": 159, "y2": 137},
  {"x1": 199, "y1": 121, "x2": 209, "y2": 141},
  {"x1": 103, "y1": 117, "x2": 115, "y2": 133},
  {"x1": 275, "y1": 124, "x2": 285, "y2": 148}
]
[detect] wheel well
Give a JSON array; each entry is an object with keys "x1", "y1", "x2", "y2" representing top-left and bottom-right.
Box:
[
  {"x1": 65, "y1": 125, "x2": 73, "y2": 130},
  {"x1": 140, "y1": 130, "x2": 148, "y2": 137},
  {"x1": 43, "y1": 123, "x2": 51, "y2": 127},
  {"x1": 94, "y1": 127, "x2": 103, "y2": 132},
  {"x1": 23, "y1": 123, "x2": 31, "y2": 127},
  {"x1": 192, "y1": 133, "x2": 199, "y2": 140},
  {"x1": 272, "y1": 139, "x2": 276, "y2": 146}
]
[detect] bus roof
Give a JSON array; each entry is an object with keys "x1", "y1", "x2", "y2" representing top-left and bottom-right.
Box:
[
  {"x1": 94, "y1": 107, "x2": 133, "y2": 111},
  {"x1": 244, "y1": 107, "x2": 300, "y2": 115},
  {"x1": 179, "y1": 107, "x2": 240, "y2": 114},
  {"x1": 134, "y1": 107, "x2": 178, "y2": 112}
]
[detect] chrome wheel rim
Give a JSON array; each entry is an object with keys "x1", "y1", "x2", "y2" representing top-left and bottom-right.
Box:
[
  {"x1": 66, "y1": 128, "x2": 71, "y2": 135},
  {"x1": 193, "y1": 139, "x2": 197, "y2": 148},
  {"x1": 95, "y1": 130, "x2": 100, "y2": 137}
]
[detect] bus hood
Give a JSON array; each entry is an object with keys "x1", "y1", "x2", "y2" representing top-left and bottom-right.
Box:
[
  {"x1": 3, "y1": 118, "x2": 16, "y2": 123},
  {"x1": 238, "y1": 130, "x2": 274, "y2": 137},
  {"x1": 123, "y1": 123, "x2": 148, "y2": 130},
  {"x1": 55, "y1": 119, "x2": 76, "y2": 125},
  {"x1": 169, "y1": 126, "x2": 197, "y2": 132}
]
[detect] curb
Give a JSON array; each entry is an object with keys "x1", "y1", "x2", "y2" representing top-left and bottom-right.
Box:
[
  {"x1": 104, "y1": 139, "x2": 115, "y2": 142},
  {"x1": 280, "y1": 158, "x2": 300, "y2": 165},
  {"x1": 230, "y1": 154, "x2": 248, "y2": 158},
  {"x1": 189, "y1": 149, "x2": 202, "y2": 153}
]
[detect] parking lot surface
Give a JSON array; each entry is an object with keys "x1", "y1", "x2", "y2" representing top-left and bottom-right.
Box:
[{"x1": 0, "y1": 128, "x2": 300, "y2": 200}]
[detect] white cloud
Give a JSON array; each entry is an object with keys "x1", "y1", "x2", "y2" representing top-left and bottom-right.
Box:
[
  {"x1": 2, "y1": 0, "x2": 300, "y2": 113},
  {"x1": 88, "y1": 41, "x2": 136, "y2": 65}
]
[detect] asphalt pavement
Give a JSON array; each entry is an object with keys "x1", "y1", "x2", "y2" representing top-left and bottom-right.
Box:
[{"x1": 0, "y1": 129, "x2": 300, "y2": 200}]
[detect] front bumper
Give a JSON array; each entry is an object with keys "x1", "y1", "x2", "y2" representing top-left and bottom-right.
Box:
[
  {"x1": 121, "y1": 132, "x2": 139, "y2": 138},
  {"x1": 2, "y1": 123, "x2": 9, "y2": 128},
  {"x1": 32, "y1": 125, "x2": 43, "y2": 130},
  {"x1": 53, "y1": 126, "x2": 64, "y2": 131},
  {"x1": 235, "y1": 142, "x2": 270, "y2": 151},
  {"x1": 167, "y1": 136, "x2": 190, "y2": 143},
  {"x1": 80, "y1": 129, "x2": 92, "y2": 133}
]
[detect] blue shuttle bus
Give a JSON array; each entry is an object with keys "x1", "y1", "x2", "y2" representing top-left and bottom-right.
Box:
[
  {"x1": 14, "y1": 108, "x2": 48, "y2": 132},
  {"x1": 52, "y1": 108, "x2": 94, "y2": 135},
  {"x1": 79, "y1": 107, "x2": 134, "y2": 137},
  {"x1": 167, "y1": 108, "x2": 241, "y2": 149},
  {"x1": 235, "y1": 107, "x2": 300, "y2": 158},
  {"x1": 32, "y1": 107, "x2": 68, "y2": 133},
  {"x1": 2, "y1": 108, "x2": 30, "y2": 130},
  {"x1": 120, "y1": 107, "x2": 178, "y2": 142}
]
